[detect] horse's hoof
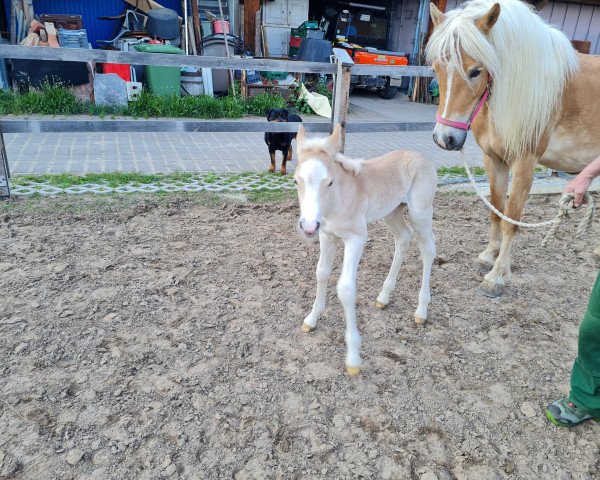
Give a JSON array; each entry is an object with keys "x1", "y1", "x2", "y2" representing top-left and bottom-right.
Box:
[
  {"x1": 415, "y1": 314, "x2": 426, "y2": 325},
  {"x1": 477, "y1": 280, "x2": 504, "y2": 298},
  {"x1": 300, "y1": 323, "x2": 313, "y2": 333},
  {"x1": 475, "y1": 259, "x2": 494, "y2": 273},
  {"x1": 346, "y1": 366, "x2": 361, "y2": 376},
  {"x1": 593, "y1": 246, "x2": 600, "y2": 261},
  {"x1": 375, "y1": 301, "x2": 387, "y2": 310}
]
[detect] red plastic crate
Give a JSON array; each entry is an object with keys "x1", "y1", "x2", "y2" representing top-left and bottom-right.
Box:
[{"x1": 102, "y1": 63, "x2": 131, "y2": 82}]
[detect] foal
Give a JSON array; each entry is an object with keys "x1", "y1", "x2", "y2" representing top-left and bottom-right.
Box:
[{"x1": 294, "y1": 125, "x2": 437, "y2": 375}]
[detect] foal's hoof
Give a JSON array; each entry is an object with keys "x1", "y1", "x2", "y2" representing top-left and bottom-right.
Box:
[
  {"x1": 414, "y1": 314, "x2": 426, "y2": 325},
  {"x1": 375, "y1": 301, "x2": 387, "y2": 310},
  {"x1": 477, "y1": 280, "x2": 504, "y2": 298},
  {"x1": 475, "y1": 259, "x2": 494, "y2": 273},
  {"x1": 300, "y1": 323, "x2": 314, "y2": 333},
  {"x1": 346, "y1": 366, "x2": 361, "y2": 376}
]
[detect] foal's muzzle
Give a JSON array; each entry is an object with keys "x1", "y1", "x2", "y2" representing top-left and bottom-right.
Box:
[{"x1": 299, "y1": 219, "x2": 320, "y2": 237}]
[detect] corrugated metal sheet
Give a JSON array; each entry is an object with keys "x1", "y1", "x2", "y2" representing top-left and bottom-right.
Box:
[{"x1": 5, "y1": 0, "x2": 183, "y2": 48}]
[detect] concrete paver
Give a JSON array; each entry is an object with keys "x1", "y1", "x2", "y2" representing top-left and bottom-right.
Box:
[{"x1": 5, "y1": 93, "x2": 483, "y2": 174}]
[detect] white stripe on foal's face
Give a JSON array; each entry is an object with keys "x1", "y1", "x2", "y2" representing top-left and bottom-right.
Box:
[{"x1": 295, "y1": 158, "x2": 329, "y2": 237}]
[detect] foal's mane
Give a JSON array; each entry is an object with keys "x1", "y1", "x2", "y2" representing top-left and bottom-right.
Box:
[{"x1": 426, "y1": 0, "x2": 579, "y2": 160}]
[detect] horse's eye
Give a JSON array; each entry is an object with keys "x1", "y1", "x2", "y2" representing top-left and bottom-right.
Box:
[
  {"x1": 328, "y1": 181, "x2": 333, "y2": 187},
  {"x1": 469, "y1": 68, "x2": 482, "y2": 79},
  {"x1": 294, "y1": 179, "x2": 298, "y2": 185}
]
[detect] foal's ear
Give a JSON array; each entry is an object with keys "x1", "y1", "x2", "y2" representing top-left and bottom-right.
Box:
[
  {"x1": 476, "y1": 3, "x2": 501, "y2": 34},
  {"x1": 296, "y1": 124, "x2": 306, "y2": 145},
  {"x1": 430, "y1": 3, "x2": 446, "y2": 28},
  {"x1": 328, "y1": 124, "x2": 342, "y2": 153}
]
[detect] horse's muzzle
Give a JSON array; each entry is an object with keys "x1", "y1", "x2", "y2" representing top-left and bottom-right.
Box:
[{"x1": 433, "y1": 129, "x2": 466, "y2": 151}]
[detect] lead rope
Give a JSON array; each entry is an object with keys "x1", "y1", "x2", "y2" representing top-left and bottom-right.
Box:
[{"x1": 461, "y1": 151, "x2": 595, "y2": 247}]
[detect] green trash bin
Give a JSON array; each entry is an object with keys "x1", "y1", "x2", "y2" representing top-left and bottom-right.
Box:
[{"x1": 134, "y1": 44, "x2": 184, "y2": 97}]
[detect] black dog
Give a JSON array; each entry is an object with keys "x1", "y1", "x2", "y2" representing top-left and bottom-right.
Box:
[{"x1": 264, "y1": 108, "x2": 302, "y2": 175}]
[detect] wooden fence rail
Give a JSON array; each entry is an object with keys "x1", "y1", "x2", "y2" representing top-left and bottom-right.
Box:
[{"x1": 0, "y1": 45, "x2": 438, "y2": 198}]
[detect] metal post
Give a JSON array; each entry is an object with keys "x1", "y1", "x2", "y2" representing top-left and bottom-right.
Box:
[
  {"x1": 331, "y1": 48, "x2": 354, "y2": 153},
  {"x1": 0, "y1": 132, "x2": 11, "y2": 198}
]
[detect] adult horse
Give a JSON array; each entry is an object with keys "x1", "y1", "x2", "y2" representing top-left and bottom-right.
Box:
[{"x1": 426, "y1": 0, "x2": 600, "y2": 297}]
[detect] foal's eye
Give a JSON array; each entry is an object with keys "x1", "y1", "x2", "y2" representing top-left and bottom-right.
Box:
[
  {"x1": 294, "y1": 179, "x2": 298, "y2": 185},
  {"x1": 469, "y1": 68, "x2": 482, "y2": 79},
  {"x1": 328, "y1": 181, "x2": 333, "y2": 187}
]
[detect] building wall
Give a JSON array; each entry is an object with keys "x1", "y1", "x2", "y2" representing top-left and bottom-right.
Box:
[{"x1": 444, "y1": 0, "x2": 600, "y2": 54}]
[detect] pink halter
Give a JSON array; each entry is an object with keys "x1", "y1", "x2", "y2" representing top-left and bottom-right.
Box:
[{"x1": 436, "y1": 74, "x2": 492, "y2": 131}]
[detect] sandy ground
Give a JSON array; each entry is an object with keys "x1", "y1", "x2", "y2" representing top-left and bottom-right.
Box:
[{"x1": 1, "y1": 192, "x2": 599, "y2": 480}]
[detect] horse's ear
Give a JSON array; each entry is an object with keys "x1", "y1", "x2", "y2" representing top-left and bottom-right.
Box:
[
  {"x1": 328, "y1": 124, "x2": 342, "y2": 153},
  {"x1": 430, "y1": 3, "x2": 446, "y2": 28},
  {"x1": 476, "y1": 3, "x2": 501, "y2": 34}
]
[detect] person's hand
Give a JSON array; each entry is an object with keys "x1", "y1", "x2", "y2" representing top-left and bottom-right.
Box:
[{"x1": 564, "y1": 173, "x2": 593, "y2": 207}]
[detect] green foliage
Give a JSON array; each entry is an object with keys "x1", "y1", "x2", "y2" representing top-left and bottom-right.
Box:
[
  {"x1": 0, "y1": 84, "x2": 287, "y2": 119},
  {"x1": 243, "y1": 93, "x2": 286, "y2": 116},
  {"x1": 437, "y1": 166, "x2": 487, "y2": 176}
]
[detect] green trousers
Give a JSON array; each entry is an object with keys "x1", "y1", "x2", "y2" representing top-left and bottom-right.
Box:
[{"x1": 569, "y1": 270, "x2": 600, "y2": 411}]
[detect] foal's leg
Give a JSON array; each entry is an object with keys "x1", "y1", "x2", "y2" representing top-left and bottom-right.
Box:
[
  {"x1": 408, "y1": 203, "x2": 436, "y2": 325},
  {"x1": 376, "y1": 205, "x2": 413, "y2": 309},
  {"x1": 337, "y1": 232, "x2": 368, "y2": 375},
  {"x1": 302, "y1": 231, "x2": 337, "y2": 332},
  {"x1": 477, "y1": 154, "x2": 509, "y2": 271},
  {"x1": 479, "y1": 155, "x2": 537, "y2": 297}
]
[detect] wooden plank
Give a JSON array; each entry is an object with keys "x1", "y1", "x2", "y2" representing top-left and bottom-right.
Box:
[
  {"x1": 332, "y1": 48, "x2": 354, "y2": 67},
  {"x1": 244, "y1": 0, "x2": 260, "y2": 53},
  {"x1": 0, "y1": 45, "x2": 338, "y2": 74},
  {"x1": 331, "y1": 56, "x2": 352, "y2": 152},
  {"x1": 0, "y1": 119, "x2": 435, "y2": 134},
  {"x1": 190, "y1": 0, "x2": 202, "y2": 53},
  {"x1": 352, "y1": 64, "x2": 435, "y2": 77}
]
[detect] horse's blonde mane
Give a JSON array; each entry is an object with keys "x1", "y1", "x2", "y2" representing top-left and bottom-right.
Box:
[{"x1": 426, "y1": 0, "x2": 579, "y2": 159}]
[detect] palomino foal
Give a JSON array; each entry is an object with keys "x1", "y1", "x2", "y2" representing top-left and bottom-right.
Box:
[{"x1": 294, "y1": 125, "x2": 437, "y2": 375}]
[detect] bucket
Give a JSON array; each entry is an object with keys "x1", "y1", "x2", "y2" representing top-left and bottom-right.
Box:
[
  {"x1": 181, "y1": 67, "x2": 203, "y2": 96},
  {"x1": 212, "y1": 20, "x2": 230, "y2": 35}
]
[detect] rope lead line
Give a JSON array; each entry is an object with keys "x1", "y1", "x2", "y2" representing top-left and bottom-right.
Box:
[{"x1": 461, "y1": 151, "x2": 595, "y2": 246}]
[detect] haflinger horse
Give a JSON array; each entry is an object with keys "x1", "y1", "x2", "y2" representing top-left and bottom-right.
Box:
[
  {"x1": 293, "y1": 124, "x2": 437, "y2": 375},
  {"x1": 427, "y1": 0, "x2": 600, "y2": 297}
]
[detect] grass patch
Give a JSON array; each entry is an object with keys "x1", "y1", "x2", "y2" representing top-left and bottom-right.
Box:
[
  {"x1": 437, "y1": 165, "x2": 486, "y2": 176},
  {"x1": 0, "y1": 84, "x2": 288, "y2": 119},
  {"x1": 12, "y1": 171, "x2": 197, "y2": 188}
]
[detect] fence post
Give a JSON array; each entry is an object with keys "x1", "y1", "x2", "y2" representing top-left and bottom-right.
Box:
[
  {"x1": 0, "y1": 132, "x2": 10, "y2": 198},
  {"x1": 331, "y1": 48, "x2": 354, "y2": 153}
]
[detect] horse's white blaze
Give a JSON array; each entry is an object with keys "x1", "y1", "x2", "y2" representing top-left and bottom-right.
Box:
[
  {"x1": 442, "y1": 66, "x2": 454, "y2": 118},
  {"x1": 297, "y1": 158, "x2": 328, "y2": 231}
]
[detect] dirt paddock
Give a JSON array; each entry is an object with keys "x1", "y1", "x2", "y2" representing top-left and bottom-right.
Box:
[{"x1": 1, "y1": 192, "x2": 599, "y2": 480}]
